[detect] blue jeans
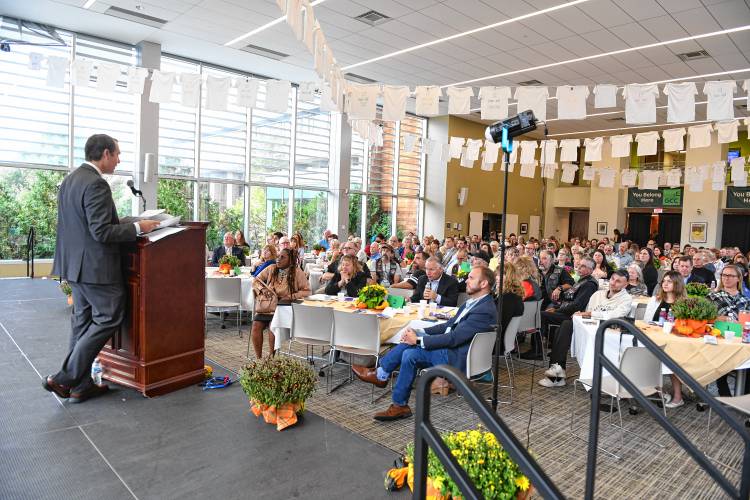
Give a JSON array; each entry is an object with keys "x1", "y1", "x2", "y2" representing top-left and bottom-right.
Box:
[{"x1": 379, "y1": 343, "x2": 449, "y2": 406}]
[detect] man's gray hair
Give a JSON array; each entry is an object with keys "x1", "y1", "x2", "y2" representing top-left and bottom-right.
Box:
[
  {"x1": 580, "y1": 256, "x2": 595, "y2": 270},
  {"x1": 540, "y1": 249, "x2": 555, "y2": 260},
  {"x1": 425, "y1": 256, "x2": 443, "y2": 268}
]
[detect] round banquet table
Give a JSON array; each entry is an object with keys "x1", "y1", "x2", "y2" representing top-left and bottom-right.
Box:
[{"x1": 205, "y1": 267, "x2": 254, "y2": 311}]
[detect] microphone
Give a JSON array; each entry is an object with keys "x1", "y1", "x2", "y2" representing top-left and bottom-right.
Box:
[{"x1": 126, "y1": 179, "x2": 143, "y2": 196}]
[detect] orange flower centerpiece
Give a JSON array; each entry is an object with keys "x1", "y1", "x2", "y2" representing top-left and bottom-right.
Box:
[
  {"x1": 239, "y1": 356, "x2": 317, "y2": 431},
  {"x1": 356, "y1": 284, "x2": 388, "y2": 310},
  {"x1": 670, "y1": 297, "x2": 718, "y2": 338},
  {"x1": 218, "y1": 254, "x2": 241, "y2": 275}
]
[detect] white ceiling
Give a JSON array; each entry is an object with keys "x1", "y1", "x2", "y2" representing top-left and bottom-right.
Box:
[{"x1": 5, "y1": 0, "x2": 750, "y2": 138}]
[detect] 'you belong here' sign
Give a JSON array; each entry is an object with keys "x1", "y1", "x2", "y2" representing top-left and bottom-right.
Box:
[
  {"x1": 627, "y1": 188, "x2": 683, "y2": 208},
  {"x1": 726, "y1": 187, "x2": 750, "y2": 208}
]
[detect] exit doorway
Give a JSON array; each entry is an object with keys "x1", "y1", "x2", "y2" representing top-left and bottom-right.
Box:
[
  {"x1": 627, "y1": 212, "x2": 682, "y2": 247},
  {"x1": 568, "y1": 210, "x2": 589, "y2": 239}
]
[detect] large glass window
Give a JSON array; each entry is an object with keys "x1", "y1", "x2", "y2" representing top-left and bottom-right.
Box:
[
  {"x1": 365, "y1": 194, "x2": 393, "y2": 241},
  {"x1": 157, "y1": 178, "x2": 195, "y2": 222},
  {"x1": 158, "y1": 58, "x2": 199, "y2": 176},
  {"x1": 250, "y1": 82, "x2": 292, "y2": 184},
  {"x1": 293, "y1": 189, "x2": 327, "y2": 248},
  {"x1": 198, "y1": 181, "x2": 245, "y2": 250},
  {"x1": 247, "y1": 186, "x2": 289, "y2": 251},
  {"x1": 295, "y1": 93, "x2": 330, "y2": 188}
]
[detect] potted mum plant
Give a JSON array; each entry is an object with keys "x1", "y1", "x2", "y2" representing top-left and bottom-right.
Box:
[
  {"x1": 239, "y1": 356, "x2": 317, "y2": 431},
  {"x1": 670, "y1": 296, "x2": 718, "y2": 337},
  {"x1": 404, "y1": 427, "x2": 532, "y2": 499},
  {"x1": 312, "y1": 243, "x2": 324, "y2": 256},
  {"x1": 685, "y1": 282, "x2": 710, "y2": 298},
  {"x1": 59, "y1": 280, "x2": 73, "y2": 306},
  {"x1": 218, "y1": 254, "x2": 241, "y2": 275},
  {"x1": 357, "y1": 283, "x2": 388, "y2": 310}
]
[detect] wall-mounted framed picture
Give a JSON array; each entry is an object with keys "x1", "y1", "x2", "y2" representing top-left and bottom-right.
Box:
[
  {"x1": 520, "y1": 223, "x2": 528, "y2": 234},
  {"x1": 690, "y1": 222, "x2": 707, "y2": 243},
  {"x1": 596, "y1": 222, "x2": 608, "y2": 235}
]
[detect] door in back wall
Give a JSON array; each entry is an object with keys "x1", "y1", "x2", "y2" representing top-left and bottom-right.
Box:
[{"x1": 568, "y1": 210, "x2": 589, "y2": 240}]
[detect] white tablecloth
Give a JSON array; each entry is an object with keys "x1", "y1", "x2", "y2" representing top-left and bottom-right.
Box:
[
  {"x1": 571, "y1": 315, "x2": 750, "y2": 384},
  {"x1": 205, "y1": 267, "x2": 254, "y2": 311}
]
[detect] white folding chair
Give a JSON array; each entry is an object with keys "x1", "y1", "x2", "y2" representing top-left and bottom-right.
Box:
[
  {"x1": 466, "y1": 331, "x2": 497, "y2": 380},
  {"x1": 387, "y1": 287, "x2": 414, "y2": 299},
  {"x1": 704, "y1": 394, "x2": 750, "y2": 472},
  {"x1": 517, "y1": 300, "x2": 545, "y2": 363},
  {"x1": 571, "y1": 345, "x2": 667, "y2": 459},
  {"x1": 456, "y1": 292, "x2": 469, "y2": 307},
  {"x1": 286, "y1": 304, "x2": 334, "y2": 374},
  {"x1": 205, "y1": 277, "x2": 242, "y2": 337},
  {"x1": 499, "y1": 316, "x2": 522, "y2": 403},
  {"x1": 329, "y1": 310, "x2": 387, "y2": 402}
]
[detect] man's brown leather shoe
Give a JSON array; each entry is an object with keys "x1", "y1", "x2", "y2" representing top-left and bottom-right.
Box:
[
  {"x1": 351, "y1": 364, "x2": 388, "y2": 388},
  {"x1": 42, "y1": 376, "x2": 70, "y2": 398},
  {"x1": 374, "y1": 404, "x2": 412, "y2": 421},
  {"x1": 69, "y1": 384, "x2": 109, "y2": 404}
]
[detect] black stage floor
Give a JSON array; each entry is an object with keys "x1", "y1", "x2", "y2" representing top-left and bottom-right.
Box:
[{"x1": 0, "y1": 278, "x2": 404, "y2": 499}]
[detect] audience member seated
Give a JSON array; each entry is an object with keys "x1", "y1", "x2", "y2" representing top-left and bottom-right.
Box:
[
  {"x1": 368, "y1": 244, "x2": 403, "y2": 287},
  {"x1": 676, "y1": 255, "x2": 709, "y2": 285},
  {"x1": 251, "y1": 249, "x2": 311, "y2": 358},
  {"x1": 234, "y1": 230, "x2": 250, "y2": 249},
  {"x1": 495, "y1": 262, "x2": 526, "y2": 353},
  {"x1": 428, "y1": 240, "x2": 443, "y2": 262},
  {"x1": 411, "y1": 257, "x2": 459, "y2": 306},
  {"x1": 318, "y1": 229, "x2": 332, "y2": 250},
  {"x1": 539, "y1": 250, "x2": 575, "y2": 309},
  {"x1": 514, "y1": 255, "x2": 543, "y2": 301},
  {"x1": 614, "y1": 242, "x2": 633, "y2": 269},
  {"x1": 625, "y1": 263, "x2": 648, "y2": 296},
  {"x1": 440, "y1": 236, "x2": 457, "y2": 268},
  {"x1": 211, "y1": 232, "x2": 246, "y2": 266},
  {"x1": 388, "y1": 235, "x2": 403, "y2": 260},
  {"x1": 522, "y1": 257, "x2": 599, "y2": 360},
  {"x1": 390, "y1": 251, "x2": 428, "y2": 290},
  {"x1": 324, "y1": 254, "x2": 369, "y2": 297},
  {"x1": 591, "y1": 249, "x2": 613, "y2": 280},
  {"x1": 539, "y1": 270, "x2": 632, "y2": 387},
  {"x1": 290, "y1": 232, "x2": 306, "y2": 267},
  {"x1": 691, "y1": 253, "x2": 716, "y2": 285},
  {"x1": 449, "y1": 249, "x2": 471, "y2": 292},
  {"x1": 351, "y1": 267, "x2": 498, "y2": 421},
  {"x1": 637, "y1": 247, "x2": 659, "y2": 295},
  {"x1": 252, "y1": 244, "x2": 277, "y2": 277},
  {"x1": 322, "y1": 241, "x2": 358, "y2": 282}
]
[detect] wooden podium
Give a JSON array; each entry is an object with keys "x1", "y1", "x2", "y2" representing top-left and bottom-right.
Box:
[{"x1": 99, "y1": 221, "x2": 208, "y2": 397}]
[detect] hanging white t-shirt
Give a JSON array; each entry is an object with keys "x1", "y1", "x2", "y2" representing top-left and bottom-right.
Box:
[
  {"x1": 582, "y1": 165, "x2": 595, "y2": 181},
  {"x1": 583, "y1": 137, "x2": 603, "y2": 162},
  {"x1": 265, "y1": 80, "x2": 291, "y2": 113},
  {"x1": 449, "y1": 137, "x2": 465, "y2": 159},
  {"x1": 236, "y1": 78, "x2": 259, "y2": 108},
  {"x1": 148, "y1": 70, "x2": 175, "y2": 104},
  {"x1": 519, "y1": 141, "x2": 538, "y2": 165},
  {"x1": 346, "y1": 84, "x2": 379, "y2": 120},
  {"x1": 539, "y1": 140, "x2": 558, "y2": 164},
  {"x1": 179, "y1": 73, "x2": 202, "y2": 108},
  {"x1": 28, "y1": 52, "x2": 44, "y2": 71},
  {"x1": 403, "y1": 133, "x2": 417, "y2": 153},
  {"x1": 369, "y1": 123, "x2": 384, "y2": 147},
  {"x1": 71, "y1": 59, "x2": 93, "y2": 87},
  {"x1": 46, "y1": 56, "x2": 69, "y2": 88},
  {"x1": 414, "y1": 86, "x2": 442, "y2": 116},
  {"x1": 640, "y1": 170, "x2": 660, "y2": 190},
  {"x1": 303, "y1": 3, "x2": 315, "y2": 52},
  {"x1": 483, "y1": 140, "x2": 500, "y2": 165},
  {"x1": 662, "y1": 128, "x2": 686, "y2": 152},
  {"x1": 716, "y1": 119, "x2": 739, "y2": 144},
  {"x1": 620, "y1": 169, "x2": 638, "y2": 187},
  {"x1": 635, "y1": 131, "x2": 659, "y2": 156},
  {"x1": 205, "y1": 75, "x2": 229, "y2": 111},
  {"x1": 478, "y1": 86, "x2": 511, "y2": 120},
  {"x1": 126, "y1": 67, "x2": 148, "y2": 95},
  {"x1": 559, "y1": 139, "x2": 580, "y2": 162},
  {"x1": 460, "y1": 148, "x2": 474, "y2": 168},
  {"x1": 623, "y1": 83, "x2": 659, "y2": 124},
  {"x1": 688, "y1": 123, "x2": 713, "y2": 149},
  {"x1": 593, "y1": 84, "x2": 617, "y2": 108},
  {"x1": 556, "y1": 85, "x2": 589, "y2": 120},
  {"x1": 95, "y1": 62, "x2": 120, "y2": 93},
  {"x1": 286, "y1": 0, "x2": 303, "y2": 40},
  {"x1": 519, "y1": 163, "x2": 536, "y2": 179},
  {"x1": 663, "y1": 82, "x2": 697, "y2": 123},
  {"x1": 313, "y1": 28, "x2": 326, "y2": 76},
  {"x1": 382, "y1": 85, "x2": 410, "y2": 122},
  {"x1": 666, "y1": 169, "x2": 681, "y2": 188},
  {"x1": 560, "y1": 164, "x2": 578, "y2": 183},
  {"x1": 297, "y1": 81, "x2": 316, "y2": 102},
  {"x1": 598, "y1": 168, "x2": 616, "y2": 188},
  {"x1": 465, "y1": 139, "x2": 483, "y2": 161},
  {"x1": 609, "y1": 134, "x2": 632, "y2": 158},
  {"x1": 703, "y1": 80, "x2": 736, "y2": 121},
  {"x1": 447, "y1": 86, "x2": 474, "y2": 115},
  {"x1": 514, "y1": 86, "x2": 549, "y2": 121}
]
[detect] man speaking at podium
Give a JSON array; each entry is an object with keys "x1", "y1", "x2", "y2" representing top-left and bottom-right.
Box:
[{"x1": 44, "y1": 134, "x2": 160, "y2": 404}]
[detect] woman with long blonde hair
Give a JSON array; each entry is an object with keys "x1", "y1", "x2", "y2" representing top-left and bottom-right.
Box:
[
  {"x1": 514, "y1": 255, "x2": 542, "y2": 301},
  {"x1": 495, "y1": 261, "x2": 526, "y2": 352}
]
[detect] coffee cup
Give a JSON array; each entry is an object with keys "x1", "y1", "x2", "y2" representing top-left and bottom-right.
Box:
[
  {"x1": 662, "y1": 321, "x2": 673, "y2": 334},
  {"x1": 724, "y1": 331, "x2": 736, "y2": 343},
  {"x1": 337, "y1": 292, "x2": 345, "y2": 302}
]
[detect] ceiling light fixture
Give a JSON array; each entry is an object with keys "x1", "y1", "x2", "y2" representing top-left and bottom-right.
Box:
[
  {"x1": 224, "y1": 0, "x2": 327, "y2": 47},
  {"x1": 341, "y1": 0, "x2": 592, "y2": 71},
  {"x1": 83, "y1": 0, "x2": 96, "y2": 8},
  {"x1": 443, "y1": 25, "x2": 750, "y2": 88}
]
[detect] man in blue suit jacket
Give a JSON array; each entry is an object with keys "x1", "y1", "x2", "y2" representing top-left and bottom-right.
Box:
[
  {"x1": 211, "y1": 232, "x2": 246, "y2": 266},
  {"x1": 352, "y1": 266, "x2": 497, "y2": 421}
]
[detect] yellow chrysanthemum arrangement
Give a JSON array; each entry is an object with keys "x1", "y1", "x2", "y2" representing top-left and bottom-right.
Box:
[
  {"x1": 405, "y1": 426, "x2": 530, "y2": 499},
  {"x1": 358, "y1": 283, "x2": 388, "y2": 309}
]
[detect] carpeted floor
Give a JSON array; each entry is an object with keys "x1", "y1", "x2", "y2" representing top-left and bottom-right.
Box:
[{"x1": 205, "y1": 315, "x2": 747, "y2": 499}]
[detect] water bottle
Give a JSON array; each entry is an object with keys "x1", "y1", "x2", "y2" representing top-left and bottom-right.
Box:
[
  {"x1": 742, "y1": 322, "x2": 750, "y2": 344},
  {"x1": 658, "y1": 308, "x2": 667, "y2": 326},
  {"x1": 710, "y1": 280, "x2": 716, "y2": 291},
  {"x1": 667, "y1": 310, "x2": 675, "y2": 323},
  {"x1": 91, "y1": 358, "x2": 103, "y2": 385}
]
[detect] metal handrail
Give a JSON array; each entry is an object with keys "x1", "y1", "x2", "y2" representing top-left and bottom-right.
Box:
[
  {"x1": 413, "y1": 364, "x2": 564, "y2": 500},
  {"x1": 25, "y1": 226, "x2": 35, "y2": 278},
  {"x1": 585, "y1": 319, "x2": 750, "y2": 500}
]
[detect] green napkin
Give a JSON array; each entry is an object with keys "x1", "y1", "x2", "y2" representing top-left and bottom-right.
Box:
[
  {"x1": 459, "y1": 261, "x2": 471, "y2": 273},
  {"x1": 714, "y1": 321, "x2": 741, "y2": 336},
  {"x1": 387, "y1": 295, "x2": 406, "y2": 309}
]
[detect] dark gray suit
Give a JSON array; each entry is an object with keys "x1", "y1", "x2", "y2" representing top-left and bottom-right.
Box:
[{"x1": 52, "y1": 163, "x2": 137, "y2": 393}]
